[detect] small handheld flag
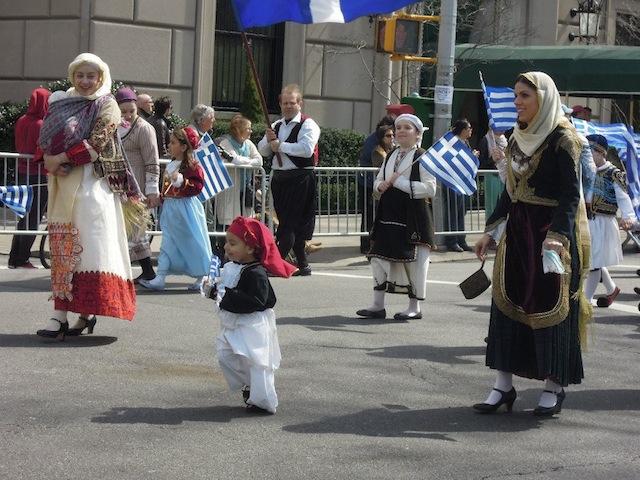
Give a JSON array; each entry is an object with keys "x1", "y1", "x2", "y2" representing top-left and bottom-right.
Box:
[
  {"x1": 480, "y1": 72, "x2": 517, "y2": 132},
  {"x1": 196, "y1": 133, "x2": 233, "y2": 202},
  {"x1": 0, "y1": 185, "x2": 33, "y2": 218},
  {"x1": 418, "y1": 132, "x2": 479, "y2": 196},
  {"x1": 208, "y1": 254, "x2": 222, "y2": 280}
]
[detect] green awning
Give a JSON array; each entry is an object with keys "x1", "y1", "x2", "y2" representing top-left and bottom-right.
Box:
[{"x1": 428, "y1": 44, "x2": 640, "y2": 97}]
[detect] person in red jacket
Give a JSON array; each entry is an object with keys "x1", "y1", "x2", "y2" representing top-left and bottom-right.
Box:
[
  {"x1": 9, "y1": 88, "x2": 51, "y2": 269},
  {"x1": 139, "y1": 128, "x2": 212, "y2": 291}
]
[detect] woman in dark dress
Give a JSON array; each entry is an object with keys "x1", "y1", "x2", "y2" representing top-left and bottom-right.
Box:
[{"x1": 473, "y1": 71, "x2": 592, "y2": 417}]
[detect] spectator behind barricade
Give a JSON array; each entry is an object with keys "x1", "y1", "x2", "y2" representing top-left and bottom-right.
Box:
[
  {"x1": 477, "y1": 125, "x2": 507, "y2": 220},
  {"x1": 207, "y1": 216, "x2": 296, "y2": 414},
  {"x1": 572, "y1": 105, "x2": 592, "y2": 122},
  {"x1": 473, "y1": 71, "x2": 591, "y2": 417},
  {"x1": 37, "y1": 53, "x2": 146, "y2": 340},
  {"x1": 357, "y1": 114, "x2": 396, "y2": 255},
  {"x1": 115, "y1": 87, "x2": 161, "y2": 283},
  {"x1": 138, "y1": 128, "x2": 212, "y2": 292},
  {"x1": 583, "y1": 134, "x2": 635, "y2": 308},
  {"x1": 187, "y1": 104, "x2": 217, "y2": 251},
  {"x1": 356, "y1": 113, "x2": 436, "y2": 321},
  {"x1": 212, "y1": 114, "x2": 263, "y2": 259},
  {"x1": 8, "y1": 88, "x2": 51, "y2": 269},
  {"x1": 258, "y1": 83, "x2": 320, "y2": 277},
  {"x1": 147, "y1": 96, "x2": 172, "y2": 157},
  {"x1": 136, "y1": 93, "x2": 153, "y2": 121},
  {"x1": 443, "y1": 119, "x2": 479, "y2": 252}
]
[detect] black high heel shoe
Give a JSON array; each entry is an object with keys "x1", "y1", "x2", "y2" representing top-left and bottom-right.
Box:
[
  {"x1": 533, "y1": 388, "x2": 566, "y2": 417},
  {"x1": 66, "y1": 315, "x2": 97, "y2": 336},
  {"x1": 36, "y1": 319, "x2": 69, "y2": 341},
  {"x1": 472, "y1": 387, "x2": 517, "y2": 414}
]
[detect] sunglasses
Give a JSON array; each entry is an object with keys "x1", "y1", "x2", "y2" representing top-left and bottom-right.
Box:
[{"x1": 384, "y1": 133, "x2": 394, "y2": 138}]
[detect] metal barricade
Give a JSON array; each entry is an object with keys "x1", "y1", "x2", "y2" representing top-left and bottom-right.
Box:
[{"x1": 1, "y1": 151, "x2": 502, "y2": 242}]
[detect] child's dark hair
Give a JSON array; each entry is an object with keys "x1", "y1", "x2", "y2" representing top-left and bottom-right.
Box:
[{"x1": 172, "y1": 128, "x2": 195, "y2": 172}]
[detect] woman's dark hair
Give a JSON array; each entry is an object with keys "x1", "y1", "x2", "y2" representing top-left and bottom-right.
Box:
[
  {"x1": 452, "y1": 118, "x2": 471, "y2": 135},
  {"x1": 515, "y1": 74, "x2": 536, "y2": 90},
  {"x1": 154, "y1": 96, "x2": 172, "y2": 117},
  {"x1": 375, "y1": 125, "x2": 393, "y2": 147}
]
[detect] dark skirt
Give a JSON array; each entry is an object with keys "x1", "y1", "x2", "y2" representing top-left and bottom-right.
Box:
[{"x1": 486, "y1": 202, "x2": 584, "y2": 386}]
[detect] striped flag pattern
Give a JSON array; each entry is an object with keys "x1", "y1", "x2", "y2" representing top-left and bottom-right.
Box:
[
  {"x1": 0, "y1": 185, "x2": 33, "y2": 218},
  {"x1": 209, "y1": 254, "x2": 222, "y2": 280},
  {"x1": 573, "y1": 118, "x2": 640, "y2": 217},
  {"x1": 418, "y1": 131, "x2": 479, "y2": 196},
  {"x1": 196, "y1": 133, "x2": 233, "y2": 202},
  {"x1": 480, "y1": 74, "x2": 517, "y2": 132}
]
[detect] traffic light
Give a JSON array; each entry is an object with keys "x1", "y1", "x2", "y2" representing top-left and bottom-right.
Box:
[{"x1": 375, "y1": 17, "x2": 423, "y2": 56}]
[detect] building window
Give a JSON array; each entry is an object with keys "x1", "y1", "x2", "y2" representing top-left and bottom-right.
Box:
[{"x1": 213, "y1": 0, "x2": 284, "y2": 113}]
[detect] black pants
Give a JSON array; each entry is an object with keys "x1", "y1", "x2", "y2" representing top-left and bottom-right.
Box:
[
  {"x1": 442, "y1": 186, "x2": 467, "y2": 247},
  {"x1": 271, "y1": 170, "x2": 316, "y2": 269},
  {"x1": 358, "y1": 182, "x2": 375, "y2": 252}
]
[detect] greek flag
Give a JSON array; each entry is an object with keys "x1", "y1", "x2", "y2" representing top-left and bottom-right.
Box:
[
  {"x1": 480, "y1": 73, "x2": 517, "y2": 132},
  {"x1": 573, "y1": 118, "x2": 640, "y2": 216},
  {"x1": 231, "y1": 0, "x2": 417, "y2": 29},
  {"x1": 196, "y1": 133, "x2": 233, "y2": 202},
  {"x1": 418, "y1": 132, "x2": 479, "y2": 196},
  {"x1": 0, "y1": 185, "x2": 33, "y2": 218},
  {"x1": 209, "y1": 254, "x2": 222, "y2": 280}
]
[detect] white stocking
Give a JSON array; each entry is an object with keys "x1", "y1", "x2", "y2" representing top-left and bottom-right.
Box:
[
  {"x1": 484, "y1": 370, "x2": 513, "y2": 404},
  {"x1": 584, "y1": 269, "x2": 601, "y2": 302},
  {"x1": 600, "y1": 267, "x2": 616, "y2": 295}
]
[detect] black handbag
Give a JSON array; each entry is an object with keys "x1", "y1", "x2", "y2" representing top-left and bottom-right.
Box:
[{"x1": 459, "y1": 259, "x2": 491, "y2": 299}]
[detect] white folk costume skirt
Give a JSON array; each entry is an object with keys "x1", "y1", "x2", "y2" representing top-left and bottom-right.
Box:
[
  {"x1": 370, "y1": 245, "x2": 431, "y2": 300},
  {"x1": 157, "y1": 196, "x2": 212, "y2": 277},
  {"x1": 52, "y1": 163, "x2": 135, "y2": 319},
  {"x1": 215, "y1": 263, "x2": 281, "y2": 413},
  {"x1": 588, "y1": 215, "x2": 623, "y2": 269}
]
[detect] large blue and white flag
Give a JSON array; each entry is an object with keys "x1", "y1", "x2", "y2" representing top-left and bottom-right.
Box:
[
  {"x1": 231, "y1": 0, "x2": 417, "y2": 29},
  {"x1": 480, "y1": 73, "x2": 517, "y2": 132},
  {"x1": 0, "y1": 185, "x2": 33, "y2": 218},
  {"x1": 196, "y1": 133, "x2": 233, "y2": 202},
  {"x1": 418, "y1": 132, "x2": 479, "y2": 196},
  {"x1": 573, "y1": 118, "x2": 640, "y2": 217}
]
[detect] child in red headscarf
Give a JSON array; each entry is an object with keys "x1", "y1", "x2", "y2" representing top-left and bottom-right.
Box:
[{"x1": 210, "y1": 216, "x2": 296, "y2": 414}]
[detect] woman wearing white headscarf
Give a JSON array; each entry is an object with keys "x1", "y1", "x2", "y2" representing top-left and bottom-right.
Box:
[
  {"x1": 356, "y1": 114, "x2": 437, "y2": 321},
  {"x1": 37, "y1": 53, "x2": 144, "y2": 340},
  {"x1": 473, "y1": 72, "x2": 592, "y2": 417}
]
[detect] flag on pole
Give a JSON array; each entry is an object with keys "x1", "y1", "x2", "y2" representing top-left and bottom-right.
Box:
[
  {"x1": 418, "y1": 132, "x2": 479, "y2": 196},
  {"x1": 196, "y1": 133, "x2": 233, "y2": 202},
  {"x1": 573, "y1": 118, "x2": 640, "y2": 217},
  {"x1": 231, "y1": 0, "x2": 418, "y2": 29},
  {"x1": 0, "y1": 185, "x2": 33, "y2": 218},
  {"x1": 479, "y1": 72, "x2": 517, "y2": 132}
]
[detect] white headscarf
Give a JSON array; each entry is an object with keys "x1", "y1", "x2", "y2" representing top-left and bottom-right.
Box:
[
  {"x1": 67, "y1": 53, "x2": 112, "y2": 100},
  {"x1": 512, "y1": 71, "x2": 570, "y2": 157},
  {"x1": 395, "y1": 113, "x2": 428, "y2": 146}
]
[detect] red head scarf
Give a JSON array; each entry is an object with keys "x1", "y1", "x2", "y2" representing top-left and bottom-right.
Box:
[
  {"x1": 227, "y1": 216, "x2": 296, "y2": 278},
  {"x1": 184, "y1": 127, "x2": 200, "y2": 150}
]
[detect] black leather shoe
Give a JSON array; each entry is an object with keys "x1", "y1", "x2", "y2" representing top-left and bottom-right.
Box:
[
  {"x1": 393, "y1": 312, "x2": 422, "y2": 320},
  {"x1": 533, "y1": 389, "x2": 566, "y2": 417},
  {"x1": 292, "y1": 266, "x2": 312, "y2": 276},
  {"x1": 356, "y1": 308, "x2": 386, "y2": 319},
  {"x1": 472, "y1": 387, "x2": 517, "y2": 414},
  {"x1": 447, "y1": 244, "x2": 464, "y2": 253},
  {"x1": 459, "y1": 244, "x2": 473, "y2": 252}
]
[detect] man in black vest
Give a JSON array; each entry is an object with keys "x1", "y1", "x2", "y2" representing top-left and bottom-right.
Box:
[{"x1": 258, "y1": 84, "x2": 320, "y2": 276}]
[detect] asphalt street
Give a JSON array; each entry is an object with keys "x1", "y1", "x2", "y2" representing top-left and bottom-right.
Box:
[{"x1": 0, "y1": 237, "x2": 639, "y2": 480}]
